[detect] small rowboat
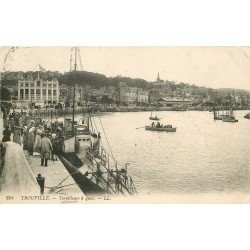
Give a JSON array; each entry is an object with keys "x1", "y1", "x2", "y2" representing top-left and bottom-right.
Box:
[
  {"x1": 145, "y1": 126, "x2": 177, "y2": 132},
  {"x1": 149, "y1": 116, "x2": 160, "y2": 121},
  {"x1": 222, "y1": 116, "x2": 238, "y2": 123}
]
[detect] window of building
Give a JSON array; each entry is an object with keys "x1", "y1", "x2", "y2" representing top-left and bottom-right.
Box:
[
  {"x1": 30, "y1": 83, "x2": 34, "y2": 87},
  {"x1": 48, "y1": 84, "x2": 52, "y2": 87},
  {"x1": 25, "y1": 83, "x2": 29, "y2": 87},
  {"x1": 42, "y1": 89, "x2": 46, "y2": 95},
  {"x1": 20, "y1": 89, "x2": 24, "y2": 99},
  {"x1": 37, "y1": 89, "x2": 41, "y2": 94},
  {"x1": 53, "y1": 90, "x2": 57, "y2": 95},
  {"x1": 53, "y1": 84, "x2": 57, "y2": 87},
  {"x1": 43, "y1": 83, "x2": 46, "y2": 87},
  {"x1": 48, "y1": 89, "x2": 52, "y2": 95},
  {"x1": 31, "y1": 89, "x2": 34, "y2": 94},
  {"x1": 37, "y1": 81, "x2": 41, "y2": 87},
  {"x1": 25, "y1": 89, "x2": 29, "y2": 94}
]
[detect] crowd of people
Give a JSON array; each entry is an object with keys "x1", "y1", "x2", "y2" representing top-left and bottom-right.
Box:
[
  {"x1": 0, "y1": 106, "x2": 136, "y2": 195},
  {"x1": 151, "y1": 122, "x2": 173, "y2": 128},
  {"x1": 1, "y1": 110, "x2": 62, "y2": 167}
]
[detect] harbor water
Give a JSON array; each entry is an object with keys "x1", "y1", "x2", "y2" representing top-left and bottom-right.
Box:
[
  {"x1": 78, "y1": 110, "x2": 250, "y2": 195},
  {"x1": 1, "y1": 110, "x2": 250, "y2": 196}
]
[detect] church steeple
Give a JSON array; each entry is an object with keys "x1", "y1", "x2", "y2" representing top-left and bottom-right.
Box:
[{"x1": 157, "y1": 72, "x2": 161, "y2": 82}]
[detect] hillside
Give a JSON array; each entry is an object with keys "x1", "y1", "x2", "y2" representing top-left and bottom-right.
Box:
[{"x1": 1, "y1": 70, "x2": 249, "y2": 99}]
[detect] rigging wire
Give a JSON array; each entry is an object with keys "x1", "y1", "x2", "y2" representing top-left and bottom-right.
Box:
[
  {"x1": 92, "y1": 112, "x2": 127, "y2": 170},
  {"x1": 91, "y1": 114, "x2": 99, "y2": 133},
  {"x1": 97, "y1": 114, "x2": 116, "y2": 162}
]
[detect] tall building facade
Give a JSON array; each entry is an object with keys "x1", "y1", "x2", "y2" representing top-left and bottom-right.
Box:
[
  {"x1": 118, "y1": 82, "x2": 149, "y2": 105},
  {"x1": 17, "y1": 76, "x2": 60, "y2": 107}
]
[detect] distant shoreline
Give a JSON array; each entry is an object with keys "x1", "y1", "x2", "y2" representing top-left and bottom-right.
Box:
[{"x1": 10, "y1": 106, "x2": 250, "y2": 119}]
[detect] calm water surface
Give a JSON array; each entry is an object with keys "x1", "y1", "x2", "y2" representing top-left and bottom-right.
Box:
[
  {"x1": 1, "y1": 110, "x2": 250, "y2": 195},
  {"x1": 81, "y1": 110, "x2": 250, "y2": 195}
]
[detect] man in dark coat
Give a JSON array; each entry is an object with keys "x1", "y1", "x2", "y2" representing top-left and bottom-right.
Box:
[
  {"x1": 2, "y1": 127, "x2": 11, "y2": 142},
  {"x1": 39, "y1": 133, "x2": 53, "y2": 167}
]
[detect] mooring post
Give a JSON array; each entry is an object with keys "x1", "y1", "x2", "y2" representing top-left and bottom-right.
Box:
[{"x1": 36, "y1": 174, "x2": 45, "y2": 195}]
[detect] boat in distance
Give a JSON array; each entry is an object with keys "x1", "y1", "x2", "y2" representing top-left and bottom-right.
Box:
[
  {"x1": 222, "y1": 116, "x2": 238, "y2": 122},
  {"x1": 221, "y1": 108, "x2": 238, "y2": 122},
  {"x1": 244, "y1": 112, "x2": 250, "y2": 119},
  {"x1": 145, "y1": 126, "x2": 177, "y2": 132},
  {"x1": 149, "y1": 116, "x2": 160, "y2": 121},
  {"x1": 149, "y1": 111, "x2": 161, "y2": 120}
]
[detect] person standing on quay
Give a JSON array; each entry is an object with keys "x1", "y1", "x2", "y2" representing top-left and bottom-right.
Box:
[
  {"x1": 33, "y1": 125, "x2": 43, "y2": 156},
  {"x1": 27, "y1": 127, "x2": 35, "y2": 155},
  {"x1": 39, "y1": 133, "x2": 53, "y2": 167},
  {"x1": 2, "y1": 126, "x2": 11, "y2": 142},
  {"x1": 22, "y1": 126, "x2": 29, "y2": 150},
  {"x1": 13, "y1": 125, "x2": 22, "y2": 146}
]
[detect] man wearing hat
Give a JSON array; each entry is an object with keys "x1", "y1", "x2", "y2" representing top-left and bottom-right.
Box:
[
  {"x1": 27, "y1": 127, "x2": 35, "y2": 155},
  {"x1": 13, "y1": 125, "x2": 22, "y2": 146},
  {"x1": 39, "y1": 132, "x2": 53, "y2": 167},
  {"x1": 2, "y1": 126, "x2": 11, "y2": 142}
]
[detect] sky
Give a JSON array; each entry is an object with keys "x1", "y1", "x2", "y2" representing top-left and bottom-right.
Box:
[{"x1": 1, "y1": 46, "x2": 250, "y2": 90}]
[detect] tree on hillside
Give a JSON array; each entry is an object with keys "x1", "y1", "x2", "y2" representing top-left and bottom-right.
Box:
[{"x1": 1, "y1": 87, "x2": 11, "y2": 100}]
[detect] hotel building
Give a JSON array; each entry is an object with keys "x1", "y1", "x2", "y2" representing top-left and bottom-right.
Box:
[{"x1": 17, "y1": 76, "x2": 60, "y2": 108}]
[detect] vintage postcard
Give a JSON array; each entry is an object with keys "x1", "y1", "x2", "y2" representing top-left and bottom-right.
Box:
[{"x1": 0, "y1": 46, "x2": 250, "y2": 204}]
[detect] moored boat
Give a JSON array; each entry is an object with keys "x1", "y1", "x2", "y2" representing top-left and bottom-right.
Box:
[
  {"x1": 244, "y1": 112, "x2": 250, "y2": 119},
  {"x1": 222, "y1": 108, "x2": 238, "y2": 122},
  {"x1": 53, "y1": 47, "x2": 137, "y2": 197},
  {"x1": 149, "y1": 111, "x2": 161, "y2": 120},
  {"x1": 222, "y1": 116, "x2": 238, "y2": 122},
  {"x1": 212, "y1": 107, "x2": 228, "y2": 120},
  {"x1": 149, "y1": 116, "x2": 160, "y2": 121},
  {"x1": 54, "y1": 116, "x2": 137, "y2": 196}
]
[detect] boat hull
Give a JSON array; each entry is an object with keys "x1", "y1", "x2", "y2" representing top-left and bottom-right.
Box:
[
  {"x1": 214, "y1": 117, "x2": 222, "y2": 120},
  {"x1": 145, "y1": 126, "x2": 176, "y2": 132},
  {"x1": 57, "y1": 154, "x2": 109, "y2": 195},
  {"x1": 222, "y1": 118, "x2": 238, "y2": 123},
  {"x1": 244, "y1": 113, "x2": 250, "y2": 119},
  {"x1": 149, "y1": 117, "x2": 160, "y2": 121}
]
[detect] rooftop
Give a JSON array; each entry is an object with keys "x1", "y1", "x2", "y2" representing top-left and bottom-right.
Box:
[{"x1": 158, "y1": 97, "x2": 191, "y2": 102}]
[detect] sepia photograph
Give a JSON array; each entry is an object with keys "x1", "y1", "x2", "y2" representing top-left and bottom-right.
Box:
[
  {"x1": 2, "y1": 1, "x2": 250, "y2": 250},
  {"x1": 0, "y1": 46, "x2": 250, "y2": 203}
]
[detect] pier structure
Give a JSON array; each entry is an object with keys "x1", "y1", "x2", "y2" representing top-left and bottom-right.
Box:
[
  {"x1": 24, "y1": 151, "x2": 83, "y2": 197},
  {"x1": 0, "y1": 110, "x2": 83, "y2": 200}
]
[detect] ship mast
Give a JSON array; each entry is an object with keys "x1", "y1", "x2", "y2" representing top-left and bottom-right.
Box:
[
  {"x1": 72, "y1": 47, "x2": 77, "y2": 131},
  {"x1": 70, "y1": 47, "x2": 85, "y2": 132}
]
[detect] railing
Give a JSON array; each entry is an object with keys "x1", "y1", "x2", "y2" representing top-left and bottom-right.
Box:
[{"x1": 87, "y1": 145, "x2": 138, "y2": 195}]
